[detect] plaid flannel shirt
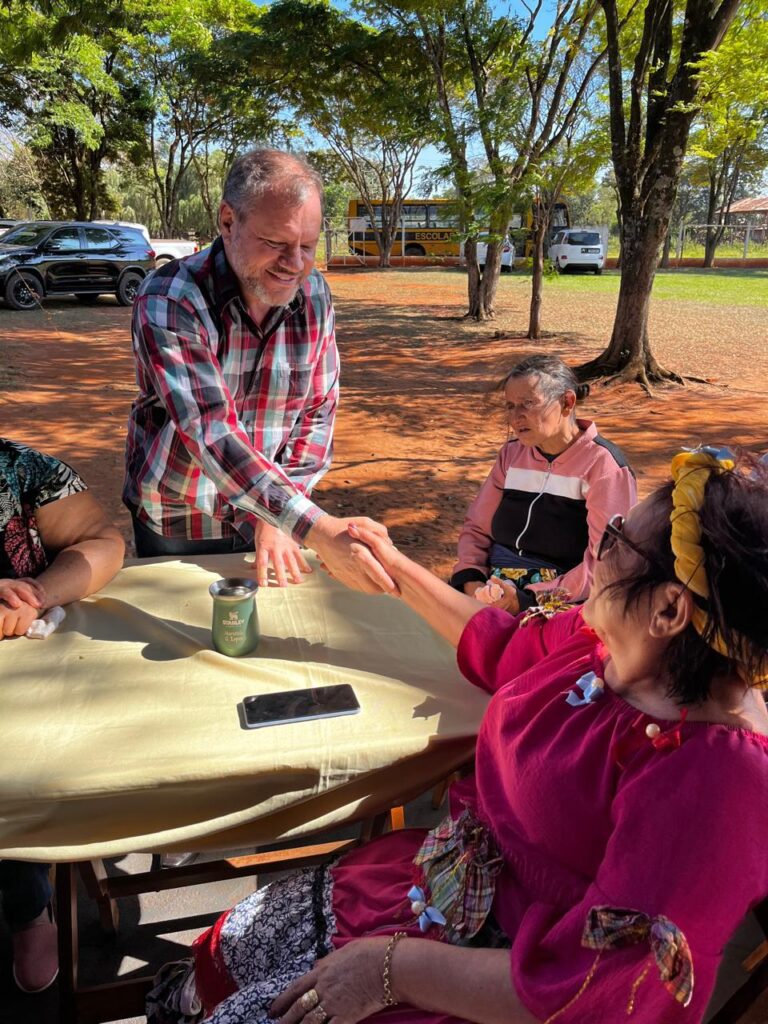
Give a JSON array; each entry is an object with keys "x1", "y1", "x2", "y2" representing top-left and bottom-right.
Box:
[{"x1": 123, "y1": 238, "x2": 338, "y2": 544}]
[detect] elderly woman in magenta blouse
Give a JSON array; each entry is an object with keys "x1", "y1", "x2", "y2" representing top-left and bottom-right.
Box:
[{"x1": 148, "y1": 447, "x2": 768, "y2": 1024}]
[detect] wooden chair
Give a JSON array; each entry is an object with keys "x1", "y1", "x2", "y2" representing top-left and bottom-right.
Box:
[
  {"x1": 708, "y1": 897, "x2": 768, "y2": 1023},
  {"x1": 56, "y1": 808, "x2": 404, "y2": 1024}
]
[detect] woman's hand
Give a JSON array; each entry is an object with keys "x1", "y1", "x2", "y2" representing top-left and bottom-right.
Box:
[
  {"x1": 254, "y1": 520, "x2": 313, "y2": 587},
  {"x1": 473, "y1": 579, "x2": 520, "y2": 614},
  {"x1": 346, "y1": 521, "x2": 405, "y2": 587},
  {"x1": 0, "y1": 577, "x2": 46, "y2": 610},
  {"x1": 271, "y1": 939, "x2": 388, "y2": 1024},
  {"x1": 0, "y1": 599, "x2": 39, "y2": 637}
]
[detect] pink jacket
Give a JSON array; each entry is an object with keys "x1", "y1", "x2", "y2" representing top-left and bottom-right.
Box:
[{"x1": 452, "y1": 420, "x2": 637, "y2": 601}]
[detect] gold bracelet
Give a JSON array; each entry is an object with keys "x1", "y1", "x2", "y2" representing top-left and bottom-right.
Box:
[{"x1": 382, "y1": 930, "x2": 407, "y2": 1006}]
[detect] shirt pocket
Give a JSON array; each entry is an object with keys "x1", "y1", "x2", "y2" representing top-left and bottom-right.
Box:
[{"x1": 242, "y1": 363, "x2": 314, "y2": 459}]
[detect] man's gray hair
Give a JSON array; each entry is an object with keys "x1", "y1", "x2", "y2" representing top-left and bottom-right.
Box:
[{"x1": 222, "y1": 149, "x2": 324, "y2": 216}]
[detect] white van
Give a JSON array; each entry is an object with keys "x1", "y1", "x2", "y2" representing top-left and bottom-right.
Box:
[{"x1": 548, "y1": 229, "x2": 605, "y2": 274}]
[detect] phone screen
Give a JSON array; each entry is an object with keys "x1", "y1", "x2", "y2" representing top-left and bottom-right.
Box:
[{"x1": 240, "y1": 684, "x2": 360, "y2": 729}]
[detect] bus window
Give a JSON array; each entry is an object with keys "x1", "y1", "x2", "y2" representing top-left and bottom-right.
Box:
[
  {"x1": 551, "y1": 203, "x2": 569, "y2": 228},
  {"x1": 428, "y1": 204, "x2": 457, "y2": 227},
  {"x1": 401, "y1": 204, "x2": 428, "y2": 228}
]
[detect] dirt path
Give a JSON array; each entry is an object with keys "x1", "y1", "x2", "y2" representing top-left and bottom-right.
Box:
[{"x1": 2, "y1": 268, "x2": 766, "y2": 578}]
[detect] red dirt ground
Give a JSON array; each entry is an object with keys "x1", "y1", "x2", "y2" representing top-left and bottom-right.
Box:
[{"x1": 1, "y1": 267, "x2": 766, "y2": 579}]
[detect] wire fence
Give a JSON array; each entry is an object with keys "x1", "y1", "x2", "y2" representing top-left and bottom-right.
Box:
[{"x1": 676, "y1": 221, "x2": 768, "y2": 260}]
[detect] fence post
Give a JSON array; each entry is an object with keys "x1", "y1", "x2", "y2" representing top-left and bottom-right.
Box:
[
  {"x1": 324, "y1": 218, "x2": 333, "y2": 266},
  {"x1": 401, "y1": 216, "x2": 406, "y2": 265},
  {"x1": 743, "y1": 221, "x2": 751, "y2": 260},
  {"x1": 676, "y1": 221, "x2": 685, "y2": 264}
]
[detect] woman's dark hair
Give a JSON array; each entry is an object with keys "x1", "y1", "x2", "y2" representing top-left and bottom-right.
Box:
[
  {"x1": 499, "y1": 355, "x2": 590, "y2": 404},
  {"x1": 604, "y1": 452, "x2": 768, "y2": 704}
]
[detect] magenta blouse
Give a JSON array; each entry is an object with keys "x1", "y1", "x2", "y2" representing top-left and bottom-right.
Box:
[{"x1": 331, "y1": 606, "x2": 768, "y2": 1023}]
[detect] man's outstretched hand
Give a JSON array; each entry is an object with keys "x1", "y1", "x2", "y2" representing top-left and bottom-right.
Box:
[
  {"x1": 305, "y1": 515, "x2": 397, "y2": 594},
  {"x1": 254, "y1": 520, "x2": 313, "y2": 587}
]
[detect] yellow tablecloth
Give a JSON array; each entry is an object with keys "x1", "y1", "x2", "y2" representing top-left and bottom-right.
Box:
[{"x1": 0, "y1": 554, "x2": 486, "y2": 861}]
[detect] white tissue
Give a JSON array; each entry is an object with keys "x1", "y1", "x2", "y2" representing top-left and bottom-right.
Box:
[{"x1": 25, "y1": 605, "x2": 66, "y2": 639}]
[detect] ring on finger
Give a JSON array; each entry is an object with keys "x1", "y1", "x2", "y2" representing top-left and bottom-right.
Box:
[
  {"x1": 300, "y1": 989, "x2": 319, "y2": 1011},
  {"x1": 308, "y1": 1005, "x2": 328, "y2": 1023}
]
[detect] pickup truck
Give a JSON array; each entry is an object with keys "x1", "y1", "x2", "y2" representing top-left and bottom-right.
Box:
[
  {"x1": 95, "y1": 220, "x2": 199, "y2": 265},
  {"x1": 149, "y1": 237, "x2": 199, "y2": 264}
]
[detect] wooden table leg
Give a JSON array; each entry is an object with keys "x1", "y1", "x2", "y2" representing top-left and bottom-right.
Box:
[
  {"x1": 56, "y1": 861, "x2": 80, "y2": 1024},
  {"x1": 78, "y1": 860, "x2": 119, "y2": 934}
]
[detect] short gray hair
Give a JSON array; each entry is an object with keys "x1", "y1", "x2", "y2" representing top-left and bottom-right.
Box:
[
  {"x1": 501, "y1": 355, "x2": 590, "y2": 403},
  {"x1": 222, "y1": 149, "x2": 324, "y2": 216}
]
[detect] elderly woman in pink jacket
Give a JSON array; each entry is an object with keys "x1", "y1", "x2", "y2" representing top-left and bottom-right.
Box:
[{"x1": 450, "y1": 356, "x2": 636, "y2": 614}]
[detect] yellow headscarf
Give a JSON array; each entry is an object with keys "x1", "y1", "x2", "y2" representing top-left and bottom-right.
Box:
[{"x1": 670, "y1": 448, "x2": 767, "y2": 686}]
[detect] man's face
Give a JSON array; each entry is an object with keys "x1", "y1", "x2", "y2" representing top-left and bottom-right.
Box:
[{"x1": 219, "y1": 190, "x2": 322, "y2": 310}]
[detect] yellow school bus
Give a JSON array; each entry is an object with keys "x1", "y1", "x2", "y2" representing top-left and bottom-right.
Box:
[
  {"x1": 347, "y1": 198, "x2": 460, "y2": 258},
  {"x1": 510, "y1": 200, "x2": 571, "y2": 256},
  {"x1": 347, "y1": 197, "x2": 571, "y2": 259}
]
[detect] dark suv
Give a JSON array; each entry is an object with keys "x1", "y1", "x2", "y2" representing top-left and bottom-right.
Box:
[{"x1": 0, "y1": 221, "x2": 156, "y2": 310}]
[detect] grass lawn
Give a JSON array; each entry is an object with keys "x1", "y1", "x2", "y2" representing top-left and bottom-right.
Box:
[{"x1": 500, "y1": 266, "x2": 768, "y2": 308}]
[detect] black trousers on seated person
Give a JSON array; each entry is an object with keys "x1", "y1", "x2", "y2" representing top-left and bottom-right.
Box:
[{"x1": 130, "y1": 512, "x2": 252, "y2": 558}]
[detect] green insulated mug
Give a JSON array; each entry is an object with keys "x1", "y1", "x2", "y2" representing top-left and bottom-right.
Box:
[{"x1": 209, "y1": 578, "x2": 260, "y2": 656}]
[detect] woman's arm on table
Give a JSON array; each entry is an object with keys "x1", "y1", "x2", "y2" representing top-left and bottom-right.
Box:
[
  {"x1": 34, "y1": 490, "x2": 125, "y2": 607},
  {"x1": 348, "y1": 522, "x2": 483, "y2": 648},
  {"x1": 273, "y1": 937, "x2": 537, "y2": 1024}
]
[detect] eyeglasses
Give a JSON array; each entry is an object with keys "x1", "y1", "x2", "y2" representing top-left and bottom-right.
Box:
[
  {"x1": 505, "y1": 396, "x2": 558, "y2": 417},
  {"x1": 595, "y1": 514, "x2": 668, "y2": 575}
]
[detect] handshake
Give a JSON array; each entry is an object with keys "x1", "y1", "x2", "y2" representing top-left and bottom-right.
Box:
[{"x1": 304, "y1": 515, "x2": 404, "y2": 595}]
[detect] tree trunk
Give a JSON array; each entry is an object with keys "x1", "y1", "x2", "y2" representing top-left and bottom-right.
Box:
[
  {"x1": 465, "y1": 238, "x2": 483, "y2": 319},
  {"x1": 659, "y1": 230, "x2": 672, "y2": 269},
  {"x1": 703, "y1": 171, "x2": 719, "y2": 268},
  {"x1": 527, "y1": 220, "x2": 547, "y2": 339},
  {"x1": 703, "y1": 232, "x2": 718, "y2": 268},
  {"x1": 577, "y1": 217, "x2": 679, "y2": 389},
  {"x1": 375, "y1": 225, "x2": 393, "y2": 268},
  {"x1": 467, "y1": 219, "x2": 506, "y2": 320}
]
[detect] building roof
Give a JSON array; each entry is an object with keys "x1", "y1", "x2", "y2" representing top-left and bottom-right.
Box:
[{"x1": 728, "y1": 196, "x2": 768, "y2": 214}]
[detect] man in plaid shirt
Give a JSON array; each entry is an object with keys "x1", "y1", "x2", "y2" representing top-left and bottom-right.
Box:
[{"x1": 124, "y1": 149, "x2": 392, "y2": 593}]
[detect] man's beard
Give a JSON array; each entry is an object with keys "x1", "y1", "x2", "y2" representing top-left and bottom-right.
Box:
[{"x1": 242, "y1": 269, "x2": 302, "y2": 308}]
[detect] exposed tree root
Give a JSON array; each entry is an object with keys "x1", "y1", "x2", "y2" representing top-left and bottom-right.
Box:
[{"x1": 577, "y1": 357, "x2": 716, "y2": 394}]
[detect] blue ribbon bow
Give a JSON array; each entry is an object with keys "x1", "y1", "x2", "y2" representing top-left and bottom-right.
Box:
[
  {"x1": 407, "y1": 885, "x2": 447, "y2": 932},
  {"x1": 565, "y1": 671, "x2": 605, "y2": 706}
]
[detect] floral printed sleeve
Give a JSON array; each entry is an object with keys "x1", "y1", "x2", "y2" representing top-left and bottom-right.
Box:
[{"x1": 0, "y1": 438, "x2": 87, "y2": 579}]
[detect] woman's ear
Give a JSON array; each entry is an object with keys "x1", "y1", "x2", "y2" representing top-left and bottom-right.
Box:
[
  {"x1": 561, "y1": 390, "x2": 577, "y2": 416},
  {"x1": 649, "y1": 583, "x2": 694, "y2": 640}
]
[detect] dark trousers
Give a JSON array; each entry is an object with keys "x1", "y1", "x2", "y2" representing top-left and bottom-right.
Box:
[
  {"x1": 130, "y1": 513, "x2": 251, "y2": 558},
  {"x1": 0, "y1": 861, "x2": 52, "y2": 929}
]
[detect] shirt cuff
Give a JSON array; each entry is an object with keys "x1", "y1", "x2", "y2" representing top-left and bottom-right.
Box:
[
  {"x1": 278, "y1": 493, "x2": 326, "y2": 544},
  {"x1": 449, "y1": 568, "x2": 488, "y2": 591}
]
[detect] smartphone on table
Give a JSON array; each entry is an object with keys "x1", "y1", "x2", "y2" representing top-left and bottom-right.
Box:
[{"x1": 238, "y1": 684, "x2": 360, "y2": 730}]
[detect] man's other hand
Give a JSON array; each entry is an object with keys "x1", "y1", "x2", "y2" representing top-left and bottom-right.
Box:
[{"x1": 254, "y1": 521, "x2": 312, "y2": 587}]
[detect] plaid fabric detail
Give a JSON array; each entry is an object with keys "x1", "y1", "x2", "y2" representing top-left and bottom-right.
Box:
[
  {"x1": 413, "y1": 809, "x2": 503, "y2": 945},
  {"x1": 124, "y1": 238, "x2": 338, "y2": 544},
  {"x1": 583, "y1": 906, "x2": 694, "y2": 1008},
  {"x1": 519, "y1": 587, "x2": 574, "y2": 626}
]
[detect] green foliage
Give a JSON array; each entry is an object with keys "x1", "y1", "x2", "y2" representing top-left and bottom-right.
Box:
[
  {"x1": 0, "y1": 0, "x2": 152, "y2": 219},
  {"x1": 0, "y1": 139, "x2": 49, "y2": 218}
]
